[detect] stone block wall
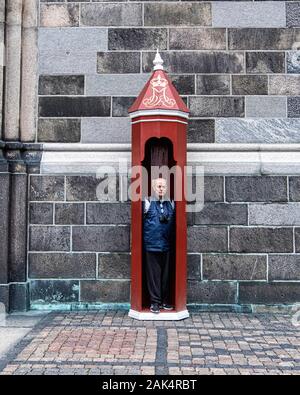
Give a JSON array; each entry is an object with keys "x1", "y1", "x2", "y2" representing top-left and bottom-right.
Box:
[
  {"x1": 37, "y1": 1, "x2": 300, "y2": 144},
  {"x1": 1, "y1": 1, "x2": 300, "y2": 311},
  {"x1": 28, "y1": 174, "x2": 131, "y2": 306},
  {"x1": 27, "y1": 173, "x2": 300, "y2": 308}
]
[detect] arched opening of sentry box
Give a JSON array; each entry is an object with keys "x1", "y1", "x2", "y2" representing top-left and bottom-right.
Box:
[{"x1": 141, "y1": 137, "x2": 177, "y2": 311}]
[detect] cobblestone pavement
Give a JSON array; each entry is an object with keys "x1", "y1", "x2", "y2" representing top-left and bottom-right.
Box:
[{"x1": 0, "y1": 311, "x2": 299, "y2": 375}]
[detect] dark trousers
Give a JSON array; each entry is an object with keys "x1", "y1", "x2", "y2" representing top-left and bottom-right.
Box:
[{"x1": 145, "y1": 250, "x2": 170, "y2": 305}]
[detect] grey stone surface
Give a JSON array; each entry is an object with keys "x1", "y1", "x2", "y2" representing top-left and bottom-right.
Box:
[
  {"x1": 269, "y1": 255, "x2": 300, "y2": 281},
  {"x1": 216, "y1": 119, "x2": 300, "y2": 143},
  {"x1": 39, "y1": 75, "x2": 84, "y2": 95},
  {"x1": 203, "y1": 254, "x2": 267, "y2": 281},
  {"x1": 228, "y1": 28, "x2": 300, "y2": 50},
  {"x1": 225, "y1": 176, "x2": 287, "y2": 202},
  {"x1": 30, "y1": 176, "x2": 64, "y2": 201},
  {"x1": 169, "y1": 28, "x2": 226, "y2": 50},
  {"x1": 29, "y1": 203, "x2": 53, "y2": 225},
  {"x1": 108, "y1": 28, "x2": 167, "y2": 50},
  {"x1": 0, "y1": 173, "x2": 9, "y2": 284},
  {"x1": 187, "y1": 119, "x2": 215, "y2": 144},
  {"x1": 189, "y1": 97, "x2": 244, "y2": 118},
  {"x1": 246, "y1": 51, "x2": 285, "y2": 74},
  {"x1": 81, "y1": 117, "x2": 131, "y2": 144},
  {"x1": 0, "y1": 0, "x2": 5, "y2": 23},
  {"x1": 144, "y1": 3, "x2": 211, "y2": 26},
  {"x1": 66, "y1": 175, "x2": 119, "y2": 202},
  {"x1": 287, "y1": 2, "x2": 300, "y2": 27},
  {"x1": 9, "y1": 174, "x2": 27, "y2": 283},
  {"x1": 81, "y1": 3, "x2": 142, "y2": 27},
  {"x1": 38, "y1": 119, "x2": 81, "y2": 143},
  {"x1": 98, "y1": 253, "x2": 130, "y2": 279},
  {"x1": 188, "y1": 226, "x2": 228, "y2": 253},
  {"x1": 80, "y1": 280, "x2": 130, "y2": 303},
  {"x1": 29, "y1": 226, "x2": 70, "y2": 252},
  {"x1": 195, "y1": 203, "x2": 247, "y2": 225},
  {"x1": 9, "y1": 284, "x2": 29, "y2": 312},
  {"x1": 0, "y1": 285, "x2": 9, "y2": 312},
  {"x1": 249, "y1": 203, "x2": 300, "y2": 226},
  {"x1": 0, "y1": 64, "x2": 3, "y2": 137},
  {"x1": 289, "y1": 177, "x2": 300, "y2": 201},
  {"x1": 72, "y1": 226, "x2": 130, "y2": 252},
  {"x1": 0, "y1": 326, "x2": 32, "y2": 358},
  {"x1": 245, "y1": 97, "x2": 287, "y2": 118},
  {"x1": 39, "y1": 50, "x2": 98, "y2": 75},
  {"x1": 112, "y1": 97, "x2": 136, "y2": 117},
  {"x1": 187, "y1": 254, "x2": 201, "y2": 280},
  {"x1": 295, "y1": 228, "x2": 300, "y2": 252},
  {"x1": 204, "y1": 176, "x2": 224, "y2": 202},
  {"x1": 288, "y1": 97, "x2": 300, "y2": 117},
  {"x1": 187, "y1": 212, "x2": 194, "y2": 227},
  {"x1": 39, "y1": 97, "x2": 111, "y2": 117},
  {"x1": 187, "y1": 281, "x2": 236, "y2": 304},
  {"x1": 232, "y1": 75, "x2": 268, "y2": 95},
  {"x1": 85, "y1": 74, "x2": 149, "y2": 96},
  {"x1": 170, "y1": 75, "x2": 195, "y2": 95},
  {"x1": 38, "y1": 27, "x2": 107, "y2": 52},
  {"x1": 30, "y1": 280, "x2": 79, "y2": 303},
  {"x1": 196, "y1": 75, "x2": 230, "y2": 95},
  {"x1": 287, "y1": 51, "x2": 300, "y2": 74},
  {"x1": 0, "y1": 311, "x2": 46, "y2": 358},
  {"x1": 230, "y1": 227, "x2": 293, "y2": 253},
  {"x1": 97, "y1": 52, "x2": 140, "y2": 74},
  {"x1": 29, "y1": 253, "x2": 96, "y2": 279},
  {"x1": 55, "y1": 203, "x2": 84, "y2": 225},
  {"x1": 142, "y1": 51, "x2": 244, "y2": 74},
  {"x1": 269, "y1": 75, "x2": 300, "y2": 96},
  {"x1": 86, "y1": 203, "x2": 130, "y2": 225},
  {"x1": 212, "y1": 1, "x2": 286, "y2": 28},
  {"x1": 40, "y1": 4, "x2": 79, "y2": 27},
  {"x1": 239, "y1": 283, "x2": 300, "y2": 304}
]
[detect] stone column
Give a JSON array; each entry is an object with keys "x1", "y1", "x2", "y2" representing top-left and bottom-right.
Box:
[
  {"x1": 4, "y1": 0, "x2": 22, "y2": 141},
  {"x1": 0, "y1": 2, "x2": 8, "y2": 310},
  {"x1": 0, "y1": 141, "x2": 9, "y2": 311},
  {"x1": 0, "y1": 142, "x2": 9, "y2": 284},
  {"x1": 5, "y1": 142, "x2": 29, "y2": 311},
  {"x1": 0, "y1": 0, "x2": 5, "y2": 140},
  {"x1": 20, "y1": 0, "x2": 38, "y2": 142}
]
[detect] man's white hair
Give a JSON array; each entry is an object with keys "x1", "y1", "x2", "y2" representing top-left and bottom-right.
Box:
[{"x1": 152, "y1": 178, "x2": 167, "y2": 188}]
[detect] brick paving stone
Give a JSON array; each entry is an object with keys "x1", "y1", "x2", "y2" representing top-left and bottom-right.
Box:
[{"x1": 0, "y1": 311, "x2": 300, "y2": 375}]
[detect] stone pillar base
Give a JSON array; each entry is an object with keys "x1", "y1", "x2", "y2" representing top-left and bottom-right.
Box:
[{"x1": 0, "y1": 283, "x2": 30, "y2": 312}]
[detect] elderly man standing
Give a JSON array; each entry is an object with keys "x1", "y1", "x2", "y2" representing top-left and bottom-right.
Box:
[{"x1": 143, "y1": 178, "x2": 175, "y2": 314}]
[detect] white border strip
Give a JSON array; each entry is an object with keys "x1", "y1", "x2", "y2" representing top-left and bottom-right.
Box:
[
  {"x1": 40, "y1": 149, "x2": 300, "y2": 175},
  {"x1": 131, "y1": 118, "x2": 188, "y2": 125},
  {"x1": 128, "y1": 309, "x2": 189, "y2": 321},
  {"x1": 41, "y1": 143, "x2": 300, "y2": 152},
  {"x1": 129, "y1": 109, "x2": 189, "y2": 119}
]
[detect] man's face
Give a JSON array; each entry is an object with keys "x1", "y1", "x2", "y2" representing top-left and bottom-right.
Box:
[{"x1": 153, "y1": 178, "x2": 167, "y2": 198}]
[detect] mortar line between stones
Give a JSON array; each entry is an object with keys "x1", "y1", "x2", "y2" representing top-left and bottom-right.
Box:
[
  {"x1": 29, "y1": 323, "x2": 300, "y2": 334},
  {"x1": 155, "y1": 327, "x2": 169, "y2": 375},
  {"x1": 6, "y1": 359, "x2": 300, "y2": 372}
]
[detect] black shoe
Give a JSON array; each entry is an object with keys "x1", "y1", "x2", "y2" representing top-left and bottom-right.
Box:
[
  {"x1": 150, "y1": 303, "x2": 160, "y2": 314},
  {"x1": 160, "y1": 303, "x2": 173, "y2": 311}
]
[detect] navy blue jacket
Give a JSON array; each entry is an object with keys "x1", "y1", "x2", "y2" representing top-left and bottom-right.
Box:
[{"x1": 142, "y1": 197, "x2": 175, "y2": 252}]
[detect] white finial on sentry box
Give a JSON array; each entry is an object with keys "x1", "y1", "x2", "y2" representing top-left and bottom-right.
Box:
[{"x1": 153, "y1": 49, "x2": 164, "y2": 71}]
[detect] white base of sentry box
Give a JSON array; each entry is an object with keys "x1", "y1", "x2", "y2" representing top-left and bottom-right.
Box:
[{"x1": 128, "y1": 309, "x2": 189, "y2": 321}]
